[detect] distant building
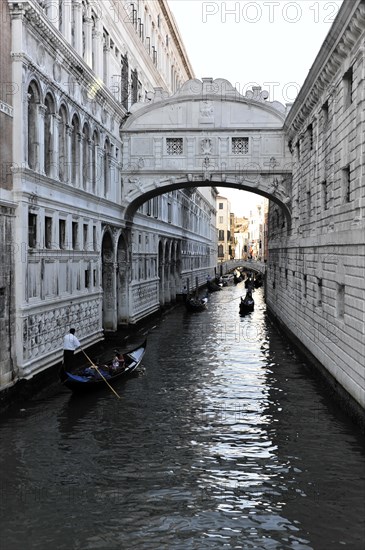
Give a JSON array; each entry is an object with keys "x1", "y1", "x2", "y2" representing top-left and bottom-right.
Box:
[
  {"x1": 233, "y1": 217, "x2": 249, "y2": 260},
  {"x1": 216, "y1": 195, "x2": 232, "y2": 262},
  {"x1": 248, "y1": 198, "x2": 268, "y2": 261}
]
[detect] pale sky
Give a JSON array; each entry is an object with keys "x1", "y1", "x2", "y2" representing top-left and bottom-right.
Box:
[{"x1": 168, "y1": 0, "x2": 343, "y2": 216}]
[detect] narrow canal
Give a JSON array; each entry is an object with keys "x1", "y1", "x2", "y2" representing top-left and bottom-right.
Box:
[{"x1": 0, "y1": 284, "x2": 364, "y2": 550}]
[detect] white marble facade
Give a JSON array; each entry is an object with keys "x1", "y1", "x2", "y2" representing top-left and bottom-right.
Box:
[{"x1": 2, "y1": 0, "x2": 215, "y2": 383}]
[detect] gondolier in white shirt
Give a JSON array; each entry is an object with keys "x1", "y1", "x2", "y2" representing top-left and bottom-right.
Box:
[{"x1": 63, "y1": 328, "x2": 81, "y2": 369}]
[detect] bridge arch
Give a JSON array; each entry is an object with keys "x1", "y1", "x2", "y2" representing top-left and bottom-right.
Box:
[
  {"x1": 121, "y1": 78, "x2": 293, "y2": 228},
  {"x1": 124, "y1": 177, "x2": 292, "y2": 229}
]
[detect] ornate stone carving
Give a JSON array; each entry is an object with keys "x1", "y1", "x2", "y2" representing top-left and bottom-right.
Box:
[
  {"x1": 36, "y1": 44, "x2": 45, "y2": 67},
  {"x1": 53, "y1": 62, "x2": 61, "y2": 83},
  {"x1": 199, "y1": 101, "x2": 214, "y2": 123},
  {"x1": 245, "y1": 86, "x2": 269, "y2": 102},
  {"x1": 22, "y1": 299, "x2": 101, "y2": 361},
  {"x1": 128, "y1": 177, "x2": 143, "y2": 194},
  {"x1": 269, "y1": 177, "x2": 291, "y2": 206},
  {"x1": 201, "y1": 138, "x2": 213, "y2": 155}
]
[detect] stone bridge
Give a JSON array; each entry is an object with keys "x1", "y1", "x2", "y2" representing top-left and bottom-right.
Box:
[
  {"x1": 219, "y1": 260, "x2": 266, "y2": 276},
  {"x1": 121, "y1": 78, "x2": 293, "y2": 227}
]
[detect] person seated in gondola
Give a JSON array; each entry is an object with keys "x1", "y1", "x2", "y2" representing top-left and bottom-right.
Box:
[
  {"x1": 84, "y1": 366, "x2": 95, "y2": 378},
  {"x1": 84, "y1": 363, "x2": 109, "y2": 379},
  {"x1": 111, "y1": 352, "x2": 125, "y2": 373}
]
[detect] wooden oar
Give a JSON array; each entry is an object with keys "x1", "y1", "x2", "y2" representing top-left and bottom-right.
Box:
[{"x1": 80, "y1": 347, "x2": 121, "y2": 400}]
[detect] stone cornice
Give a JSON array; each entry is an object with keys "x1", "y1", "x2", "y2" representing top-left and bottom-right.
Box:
[
  {"x1": 284, "y1": 0, "x2": 365, "y2": 138},
  {"x1": 157, "y1": 0, "x2": 195, "y2": 80},
  {"x1": 123, "y1": 79, "x2": 287, "y2": 130}
]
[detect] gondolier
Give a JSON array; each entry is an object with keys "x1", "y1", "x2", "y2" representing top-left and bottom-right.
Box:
[{"x1": 63, "y1": 328, "x2": 81, "y2": 368}]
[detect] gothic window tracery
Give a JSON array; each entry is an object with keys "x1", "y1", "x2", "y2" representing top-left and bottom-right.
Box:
[
  {"x1": 232, "y1": 137, "x2": 249, "y2": 155},
  {"x1": 166, "y1": 138, "x2": 183, "y2": 155}
]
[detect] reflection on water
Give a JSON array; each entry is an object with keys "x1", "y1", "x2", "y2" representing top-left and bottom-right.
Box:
[{"x1": 0, "y1": 286, "x2": 364, "y2": 549}]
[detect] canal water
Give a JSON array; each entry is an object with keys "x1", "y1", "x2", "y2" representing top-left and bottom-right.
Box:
[{"x1": 0, "y1": 284, "x2": 364, "y2": 550}]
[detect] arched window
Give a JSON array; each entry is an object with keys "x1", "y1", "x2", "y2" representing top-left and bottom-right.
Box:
[
  {"x1": 44, "y1": 94, "x2": 55, "y2": 177},
  {"x1": 103, "y1": 138, "x2": 110, "y2": 197},
  {"x1": 92, "y1": 130, "x2": 99, "y2": 194},
  {"x1": 27, "y1": 81, "x2": 40, "y2": 170},
  {"x1": 58, "y1": 104, "x2": 68, "y2": 182},
  {"x1": 71, "y1": 114, "x2": 80, "y2": 186},
  {"x1": 82, "y1": 122, "x2": 90, "y2": 189}
]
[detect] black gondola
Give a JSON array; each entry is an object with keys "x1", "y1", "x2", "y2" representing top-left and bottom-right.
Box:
[
  {"x1": 185, "y1": 294, "x2": 208, "y2": 312},
  {"x1": 59, "y1": 340, "x2": 147, "y2": 393},
  {"x1": 207, "y1": 279, "x2": 222, "y2": 292},
  {"x1": 239, "y1": 291, "x2": 255, "y2": 315},
  {"x1": 254, "y1": 276, "x2": 263, "y2": 288}
]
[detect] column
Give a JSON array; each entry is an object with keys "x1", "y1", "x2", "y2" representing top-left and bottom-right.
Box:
[
  {"x1": 84, "y1": 17, "x2": 93, "y2": 67},
  {"x1": 103, "y1": 35, "x2": 110, "y2": 86},
  {"x1": 45, "y1": 0, "x2": 59, "y2": 30},
  {"x1": 93, "y1": 18, "x2": 103, "y2": 78},
  {"x1": 8, "y1": 4, "x2": 26, "y2": 182},
  {"x1": 63, "y1": 0, "x2": 72, "y2": 43},
  {"x1": 74, "y1": 0, "x2": 83, "y2": 55}
]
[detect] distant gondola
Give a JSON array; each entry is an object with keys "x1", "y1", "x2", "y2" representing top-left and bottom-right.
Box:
[
  {"x1": 239, "y1": 291, "x2": 255, "y2": 315},
  {"x1": 207, "y1": 279, "x2": 222, "y2": 292},
  {"x1": 254, "y1": 276, "x2": 263, "y2": 288},
  {"x1": 59, "y1": 340, "x2": 147, "y2": 393}
]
